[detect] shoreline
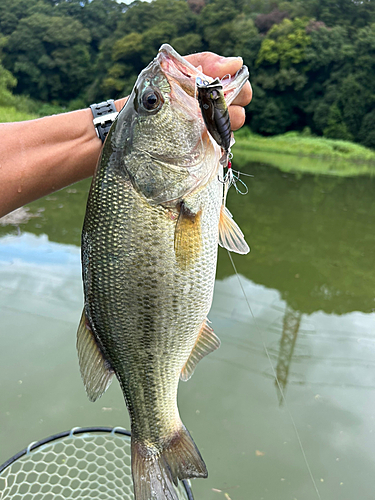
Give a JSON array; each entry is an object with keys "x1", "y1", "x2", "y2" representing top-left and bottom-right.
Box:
[{"x1": 233, "y1": 128, "x2": 375, "y2": 176}]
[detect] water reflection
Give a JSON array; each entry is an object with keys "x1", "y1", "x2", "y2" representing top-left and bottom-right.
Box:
[
  {"x1": 218, "y1": 164, "x2": 375, "y2": 315},
  {"x1": 276, "y1": 306, "x2": 302, "y2": 404}
]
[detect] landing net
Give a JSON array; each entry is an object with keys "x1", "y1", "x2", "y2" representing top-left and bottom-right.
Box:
[{"x1": 0, "y1": 426, "x2": 193, "y2": 500}]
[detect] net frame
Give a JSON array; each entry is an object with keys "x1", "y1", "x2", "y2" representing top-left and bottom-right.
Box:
[{"x1": 0, "y1": 426, "x2": 194, "y2": 500}]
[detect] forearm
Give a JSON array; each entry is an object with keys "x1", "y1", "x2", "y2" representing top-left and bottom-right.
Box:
[{"x1": 0, "y1": 98, "x2": 126, "y2": 218}]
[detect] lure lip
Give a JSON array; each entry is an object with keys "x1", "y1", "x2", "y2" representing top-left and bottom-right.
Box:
[{"x1": 196, "y1": 77, "x2": 222, "y2": 90}]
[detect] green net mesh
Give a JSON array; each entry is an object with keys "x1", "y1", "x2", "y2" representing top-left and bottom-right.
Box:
[{"x1": 0, "y1": 428, "x2": 192, "y2": 500}]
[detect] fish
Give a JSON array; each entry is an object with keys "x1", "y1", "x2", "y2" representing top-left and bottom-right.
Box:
[{"x1": 77, "y1": 44, "x2": 249, "y2": 500}]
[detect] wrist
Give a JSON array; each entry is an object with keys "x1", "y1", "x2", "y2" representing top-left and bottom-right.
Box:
[
  {"x1": 90, "y1": 100, "x2": 118, "y2": 143},
  {"x1": 114, "y1": 97, "x2": 128, "y2": 112},
  {"x1": 89, "y1": 97, "x2": 129, "y2": 143}
]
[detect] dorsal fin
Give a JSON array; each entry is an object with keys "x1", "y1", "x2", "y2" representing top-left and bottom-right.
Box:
[
  {"x1": 76, "y1": 310, "x2": 114, "y2": 402},
  {"x1": 218, "y1": 205, "x2": 250, "y2": 254},
  {"x1": 180, "y1": 319, "x2": 220, "y2": 382},
  {"x1": 174, "y1": 201, "x2": 202, "y2": 270}
]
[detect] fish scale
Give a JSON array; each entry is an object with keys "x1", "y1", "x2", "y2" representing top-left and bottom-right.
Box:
[{"x1": 77, "y1": 44, "x2": 249, "y2": 500}]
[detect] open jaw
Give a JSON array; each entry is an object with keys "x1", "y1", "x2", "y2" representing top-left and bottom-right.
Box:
[{"x1": 157, "y1": 44, "x2": 249, "y2": 106}]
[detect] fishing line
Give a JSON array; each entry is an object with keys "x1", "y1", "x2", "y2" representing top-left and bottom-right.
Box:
[
  {"x1": 226, "y1": 251, "x2": 322, "y2": 500},
  {"x1": 230, "y1": 169, "x2": 254, "y2": 178},
  {"x1": 229, "y1": 172, "x2": 248, "y2": 195}
]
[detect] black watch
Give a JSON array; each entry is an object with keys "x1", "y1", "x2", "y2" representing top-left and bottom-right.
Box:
[{"x1": 90, "y1": 99, "x2": 118, "y2": 143}]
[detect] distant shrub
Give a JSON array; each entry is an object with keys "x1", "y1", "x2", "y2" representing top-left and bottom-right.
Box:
[
  {"x1": 359, "y1": 110, "x2": 375, "y2": 149},
  {"x1": 302, "y1": 126, "x2": 312, "y2": 136}
]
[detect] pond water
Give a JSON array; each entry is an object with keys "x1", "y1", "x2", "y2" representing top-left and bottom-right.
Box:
[{"x1": 1, "y1": 162, "x2": 375, "y2": 500}]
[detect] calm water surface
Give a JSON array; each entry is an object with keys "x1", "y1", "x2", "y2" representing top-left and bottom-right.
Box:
[{"x1": 1, "y1": 162, "x2": 375, "y2": 500}]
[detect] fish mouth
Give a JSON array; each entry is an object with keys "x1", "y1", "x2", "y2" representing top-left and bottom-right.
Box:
[{"x1": 157, "y1": 44, "x2": 249, "y2": 106}]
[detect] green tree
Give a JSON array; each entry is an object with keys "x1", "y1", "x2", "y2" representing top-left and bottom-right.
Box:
[
  {"x1": 55, "y1": 0, "x2": 124, "y2": 53},
  {"x1": 256, "y1": 17, "x2": 311, "y2": 68},
  {"x1": 0, "y1": 0, "x2": 42, "y2": 35},
  {"x1": 340, "y1": 74, "x2": 367, "y2": 138},
  {"x1": 170, "y1": 33, "x2": 203, "y2": 56},
  {"x1": 95, "y1": 0, "x2": 197, "y2": 100},
  {"x1": 115, "y1": 0, "x2": 195, "y2": 38},
  {"x1": 252, "y1": 97, "x2": 293, "y2": 135},
  {"x1": 323, "y1": 103, "x2": 353, "y2": 141},
  {"x1": 305, "y1": 24, "x2": 353, "y2": 70},
  {"x1": 5, "y1": 12, "x2": 91, "y2": 102},
  {"x1": 283, "y1": 0, "x2": 375, "y2": 28},
  {"x1": 305, "y1": 23, "x2": 375, "y2": 143},
  {"x1": 0, "y1": 37, "x2": 17, "y2": 106},
  {"x1": 198, "y1": 0, "x2": 245, "y2": 55},
  {"x1": 302, "y1": 25, "x2": 354, "y2": 135},
  {"x1": 359, "y1": 110, "x2": 375, "y2": 149},
  {"x1": 101, "y1": 21, "x2": 179, "y2": 97},
  {"x1": 247, "y1": 17, "x2": 312, "y2": 134}
]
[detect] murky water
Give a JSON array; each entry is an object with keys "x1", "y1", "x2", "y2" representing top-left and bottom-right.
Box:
[{"x1": 1, "y1": 162, "x2": 374, "y2": 500}]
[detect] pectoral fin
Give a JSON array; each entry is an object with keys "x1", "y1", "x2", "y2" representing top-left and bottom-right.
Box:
[
  {"x1": 174, "y1": 202, "x2": 202, "y2": 269},
  {"x1": 180, "y1": 319, "x2": 220, "y2": 381},
  {"x1": 219, "y1": 205, "x2": 250, "y2": 254},
  {"x1": 76, "y1": 309, "x2": 114, "y2": 402}
]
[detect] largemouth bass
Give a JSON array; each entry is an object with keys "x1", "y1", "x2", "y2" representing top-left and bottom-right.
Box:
[{"x1": 77, "y1": 44, "x2": 249, "y2": 500}]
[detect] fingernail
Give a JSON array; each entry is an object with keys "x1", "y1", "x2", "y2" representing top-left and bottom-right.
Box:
[{"x1": 220, "y1": 56, "x2": 242, "y2": 61}]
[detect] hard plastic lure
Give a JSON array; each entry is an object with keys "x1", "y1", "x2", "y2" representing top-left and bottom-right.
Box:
[
  {"x1": 196, "y1": 77, "x2": 232, "y2": 155},
  {"x1": 196, "y1": 76, "x2": 249, "y2": 204}
]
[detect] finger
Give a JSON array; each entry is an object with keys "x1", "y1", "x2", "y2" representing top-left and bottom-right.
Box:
[
  {"x1": 228, "y1": 105, "x2": 246, "y2": 131},
  {"x1": 231, "y1": 81, "x2": 252, "y2": 108},
  {"x1": 184, "y1": 52, "x2": 244, "y2": 79}
]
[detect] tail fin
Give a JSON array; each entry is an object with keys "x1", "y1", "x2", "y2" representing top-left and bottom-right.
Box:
[{"x1": 131, "y1": 425, "x2": 207, "y2": 500}]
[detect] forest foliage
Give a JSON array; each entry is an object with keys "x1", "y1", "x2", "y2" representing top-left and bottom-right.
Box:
[{"x1": 0, "y1": 0, "x2": 375, "y2": 148}]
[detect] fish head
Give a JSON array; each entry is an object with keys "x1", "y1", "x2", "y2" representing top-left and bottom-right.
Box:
[{"x1": 110, "y1": 44, "x2": 248, "y2": 206}]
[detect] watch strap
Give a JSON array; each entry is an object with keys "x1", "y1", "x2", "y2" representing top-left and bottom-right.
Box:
[{"x1": 90, "y1": 99, "x2": 118, "y2": 143}]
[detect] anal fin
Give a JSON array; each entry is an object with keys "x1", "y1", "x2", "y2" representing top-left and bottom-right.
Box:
[
  {"x1": 76, "y1": 309, "x2": 114, "y2": 402},
  {"x1": 219, "y1": 205, "x2": 250, "y2": 254},
  {"x1": 180, "y1": 319, "x2": 220, "y2": 382}
]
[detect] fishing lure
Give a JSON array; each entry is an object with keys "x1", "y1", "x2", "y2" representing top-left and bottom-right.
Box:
[
  {"x1": 196, "y1": 76, "x2": 247, "y2": 196},
  {"x1": 196, "y1": 77, "x2": 232, "y2": 155}
]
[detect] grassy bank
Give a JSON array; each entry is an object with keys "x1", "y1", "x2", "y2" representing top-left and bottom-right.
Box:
[
  {"x1": 0, "y1": 106, "x2": 38, "y2": 122},
  {"x1": 0, "y1": 99, "x2": 67, "y2": 123},
  {"x1": 233, "y1": 128, "x2": 375, "y2": 176}
]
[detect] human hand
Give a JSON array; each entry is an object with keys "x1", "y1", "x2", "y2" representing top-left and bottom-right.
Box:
[{"x1": 184, "y1": 52, "x2": 252, "y2": 131}]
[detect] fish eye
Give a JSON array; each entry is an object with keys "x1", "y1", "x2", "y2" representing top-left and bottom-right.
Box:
[
  {"x1": 210, "y1": 90, "x2": 219, "y2": 100},
  {"x1": 142, "y1": 88, "x2": 162, "y2": 111}
]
